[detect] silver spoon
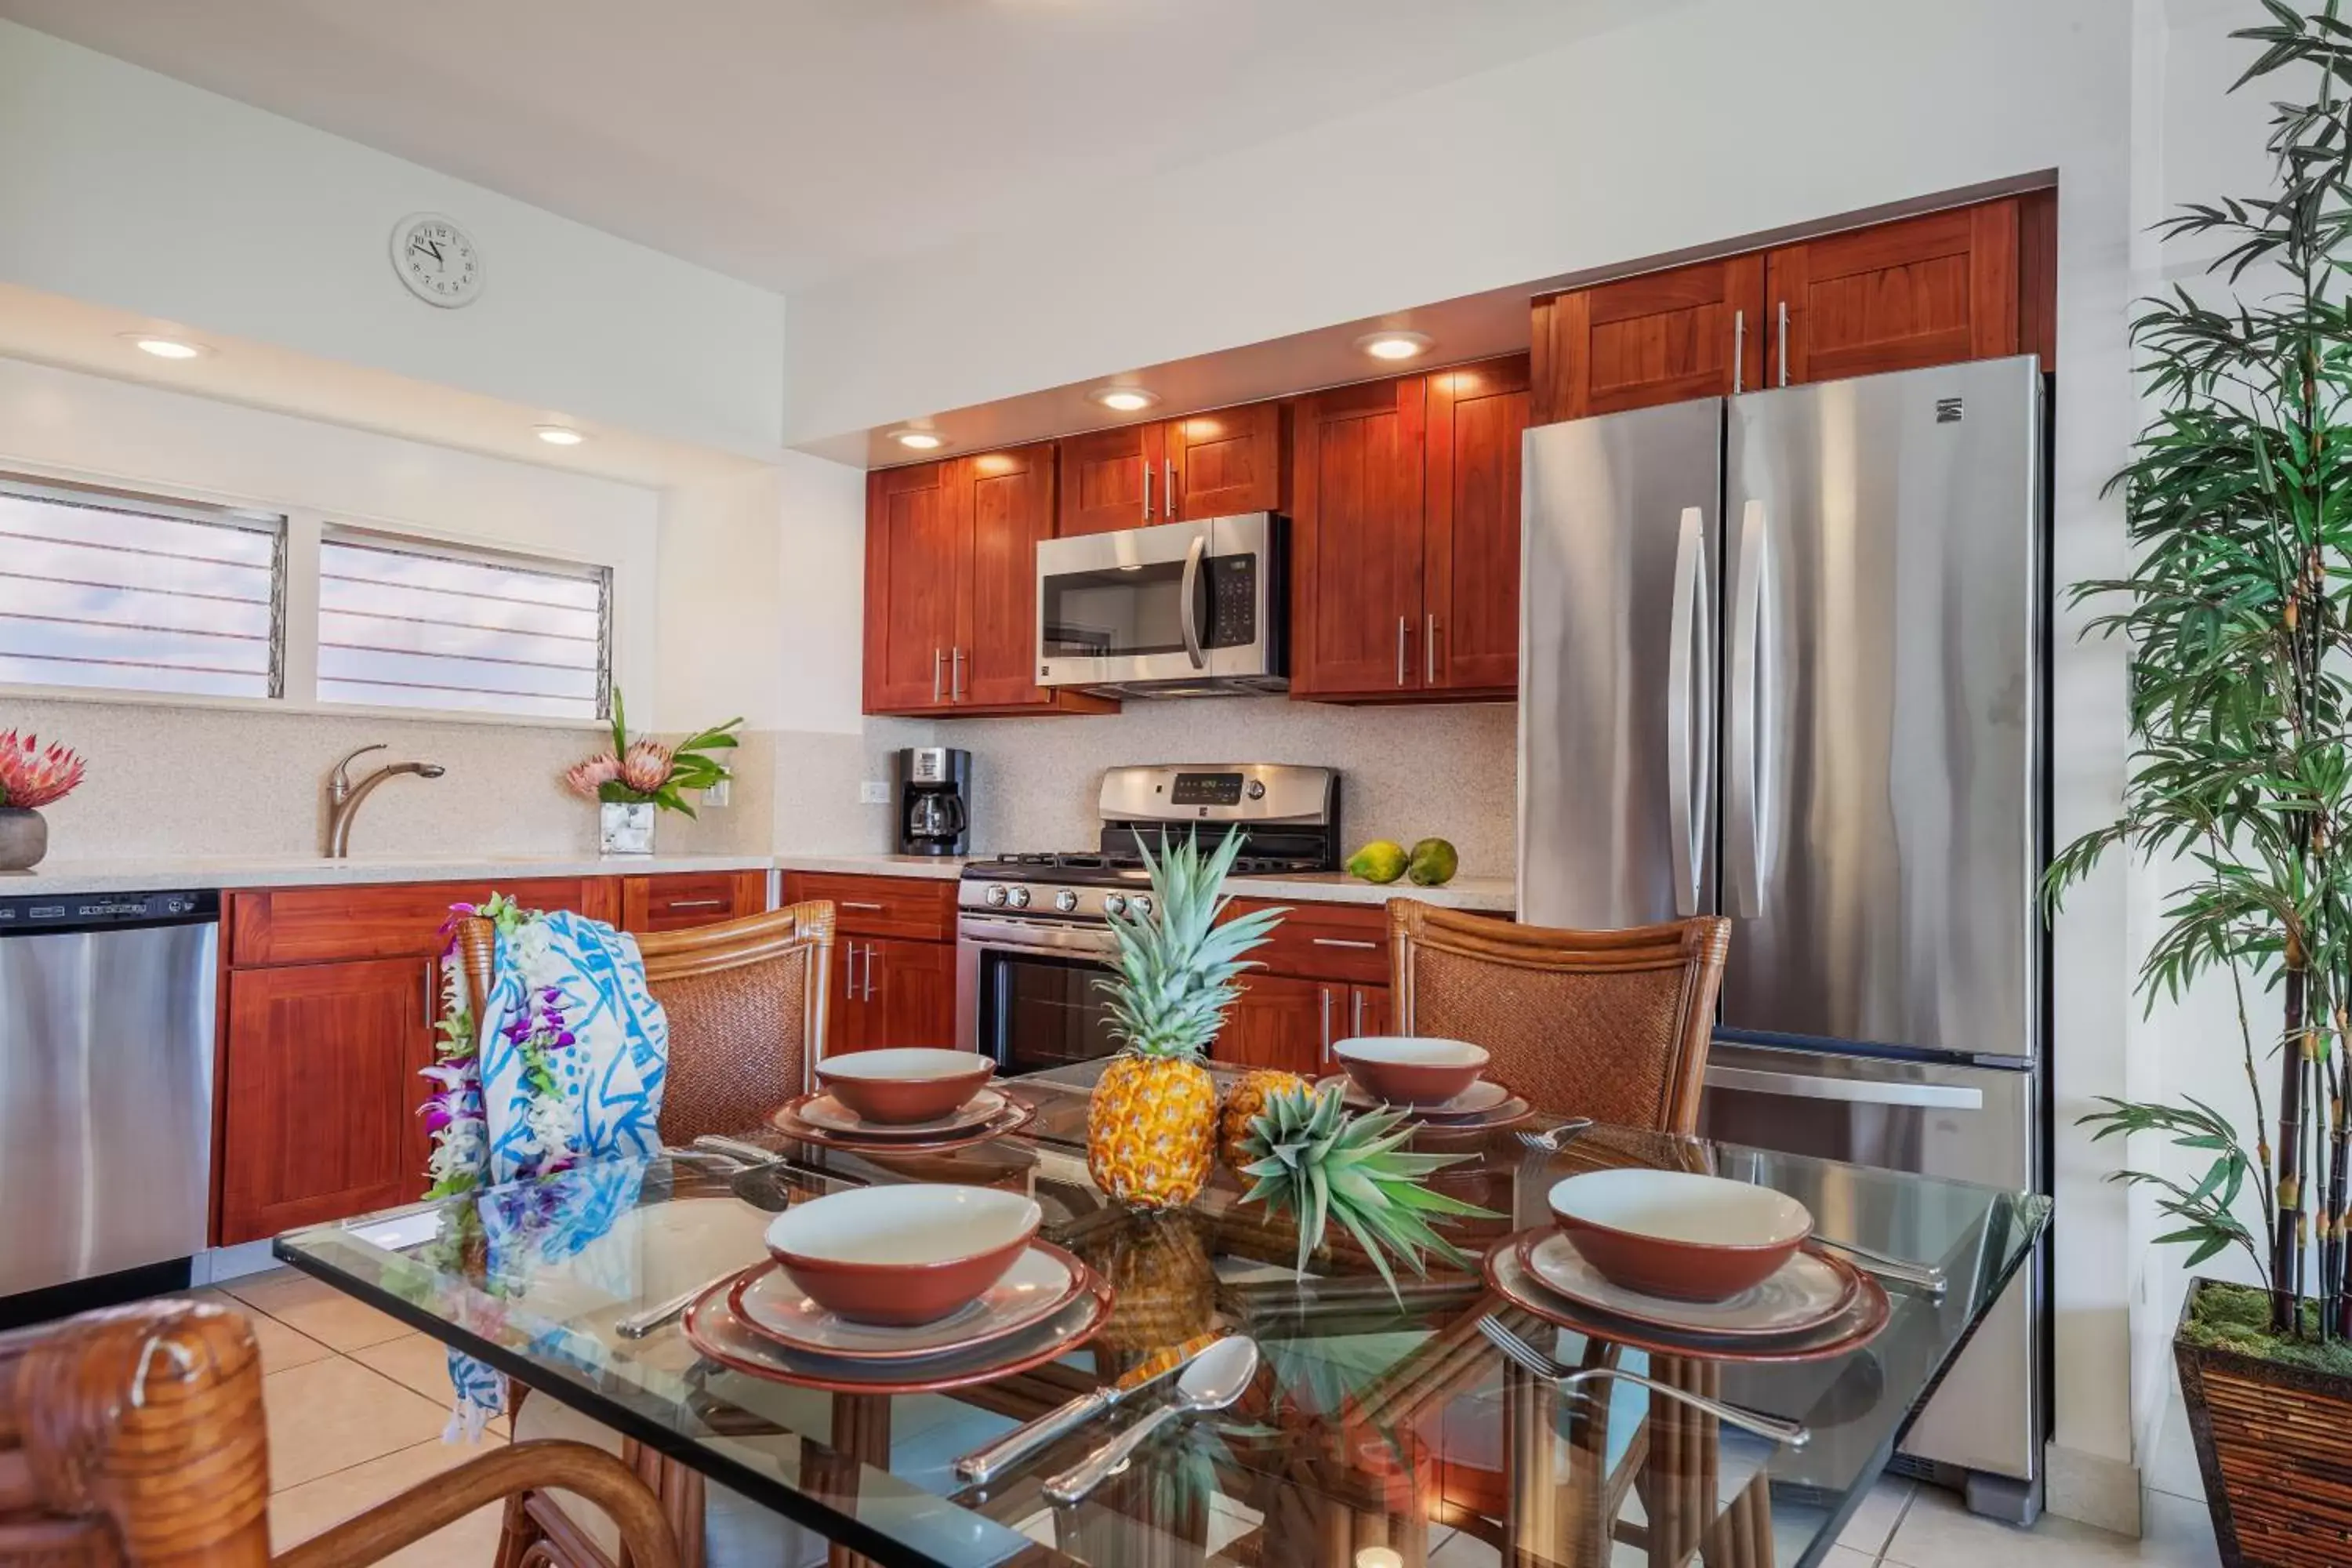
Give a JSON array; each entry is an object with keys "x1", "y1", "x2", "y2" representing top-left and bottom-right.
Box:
[{"x1": 1042, "y1": 1335, "x2": 1260, "y2": 1503}]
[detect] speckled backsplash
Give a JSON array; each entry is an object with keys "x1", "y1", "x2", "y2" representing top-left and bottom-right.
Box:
[{"x1": 931, "y1": 696, "x2": 1519, "y2": 877}]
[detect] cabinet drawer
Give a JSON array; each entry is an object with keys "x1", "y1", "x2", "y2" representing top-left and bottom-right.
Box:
[
  {"x1": 230, "y1": 878, "x2": 615, "y2": 967},
  {"x1": 622, "y1": 870, "x2": 768, "y2": 934},
  {"x1": 1227, "y1": 898, "x2": 1392, "y2": 985},
  {"x1": 782, "y1": 872, "x2": 956, "y2": 942}
]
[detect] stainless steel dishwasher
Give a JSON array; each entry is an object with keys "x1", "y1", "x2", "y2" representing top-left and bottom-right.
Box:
[{"x1": 0, "y1": 889, "x2": 218, "y2": 1298}]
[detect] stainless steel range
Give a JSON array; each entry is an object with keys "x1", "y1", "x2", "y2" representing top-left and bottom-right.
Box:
[{"x1": 956, "y1": 764, "x2": 1338, "y2": 1073}]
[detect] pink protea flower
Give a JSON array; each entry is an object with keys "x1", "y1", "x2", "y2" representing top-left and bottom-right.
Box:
[
  {"x1": 0, "y1": 731, "x2": 85, "y2": 809},
  {"x1": 619, "y1": 739, "x2": 673, "y2": 793},
  {"x1": 562, "y1": 751, "x2": 621, "y2": 800}
]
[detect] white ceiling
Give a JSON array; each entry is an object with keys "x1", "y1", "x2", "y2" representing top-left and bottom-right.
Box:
[{"x1": 0, "y1": 0, "x2": 1639, "y2": 293}]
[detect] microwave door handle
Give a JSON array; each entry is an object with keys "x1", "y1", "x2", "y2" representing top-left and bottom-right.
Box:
[{"x1": 1179, "y1": 532, "x2": 1208, "y2": 669}]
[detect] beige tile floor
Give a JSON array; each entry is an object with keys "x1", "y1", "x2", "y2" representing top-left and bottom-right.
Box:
[{"x1": 197, "y1": 1268, "x2": 2227, "y2": 1568}]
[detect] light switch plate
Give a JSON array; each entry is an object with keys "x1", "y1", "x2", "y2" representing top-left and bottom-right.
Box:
[
  {"x1": 859, "y1": 780, "x2": 891, "y2": 805},
  {"x1": 702, "y1": 778, "x2": 731, "y2": 808}
]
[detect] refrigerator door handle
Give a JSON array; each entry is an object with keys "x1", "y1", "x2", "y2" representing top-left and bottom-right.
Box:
[
  {"x1": 1665, "y1": 506, "x2": 1713, "y2": 916},
  {"x1": 1726, "y1": 499, "x2": 1769, "y2": 917},
  {"x1": 1704, "y1": 1064, "x2": 1984, "y2": 1111}
]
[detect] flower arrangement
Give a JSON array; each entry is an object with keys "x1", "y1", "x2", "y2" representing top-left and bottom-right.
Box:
[
  {"x1": 0, "y1": 731, "x2": 85, "y2": 808},
  {"x1": 563, "y1": 688, "x2": 739, "y2": 818}
]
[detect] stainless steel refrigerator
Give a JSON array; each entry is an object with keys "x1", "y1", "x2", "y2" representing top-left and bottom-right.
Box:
[{"x1": 1518, "y1": 355, "x2": 2048, "y2": 1519}]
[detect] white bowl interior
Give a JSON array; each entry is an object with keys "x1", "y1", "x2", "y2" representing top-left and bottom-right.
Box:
[
  {"x1": 815, "y1": 1048, "x2": 994, "y2": 1083},
  {"x1": 766, "y1": 1185, "x2": 1039, "y2": 1266},
  {"x1": 1334, "y1": 1036, "x2": 1490, "y2": 1069},
  {"x1": 1548, "y1": 1169, "x2": 1811, "y2": 1248}
]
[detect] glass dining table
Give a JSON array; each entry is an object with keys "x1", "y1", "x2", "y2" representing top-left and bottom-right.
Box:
[{"x1": 274, "y1": 1062, "x2": 2048, "y2": 1568}]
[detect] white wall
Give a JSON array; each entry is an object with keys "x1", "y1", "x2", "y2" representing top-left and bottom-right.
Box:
[{"x1": 0, "y1": 20, "x2": 788, "y2": 459}]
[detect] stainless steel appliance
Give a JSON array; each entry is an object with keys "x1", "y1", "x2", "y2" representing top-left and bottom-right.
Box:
[
  {"x1": 895, "y1": 746, "x2": 971, "y2": 857},
  {"x1": 958, "y1": 764, "x2": 1338, "y2": 1072},
  {"x1": 1519, "y1": 355, "x2": 2048, "y2": 1519},
  {"x1": 1035, "y1": 514, "x2": 1287, "y2": 696},
  {"x1": 0, "y1": 889, "x2": 218, "y2": 1302}
]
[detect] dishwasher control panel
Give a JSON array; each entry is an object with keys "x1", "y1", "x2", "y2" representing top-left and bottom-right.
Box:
[{"x1": 0, "y1": 889, "x2": 218, "y2": 931}]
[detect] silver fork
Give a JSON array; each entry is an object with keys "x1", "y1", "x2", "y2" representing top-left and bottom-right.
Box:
[
  {"x1": 1812, "y1": 1235, "x2": 1946, "y2": 1295},
  {"x1": 1475, "y1": 1316, "x2": 1809, "y2": 1447},
  {"x1": 1514, "y1": 1118, "x2": 1595, "y2": 1152}
]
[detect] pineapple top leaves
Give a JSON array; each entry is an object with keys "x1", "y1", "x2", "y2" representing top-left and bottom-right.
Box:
[{"x1": 1099, "y1": 829, "x2": 1285, "y2": 1062}]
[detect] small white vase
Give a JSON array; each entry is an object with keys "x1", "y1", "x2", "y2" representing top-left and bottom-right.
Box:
[
  {"x1": 600, "y1": 801, "x2": 655, "y2": 855},
  {"x1": 0, "y1": 807, "x2": 45, "y2": 872}
]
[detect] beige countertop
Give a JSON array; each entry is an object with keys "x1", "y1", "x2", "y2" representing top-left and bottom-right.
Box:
[
  {"x1": 0, "y1": 851, "x2": 775, "y2": 898},
  {"x1": 774, "y1": 853, "x2": 971, "y2": 881},
  {"x1": 1226, "y1": 869, "x2": 1514, "y2": 912}
]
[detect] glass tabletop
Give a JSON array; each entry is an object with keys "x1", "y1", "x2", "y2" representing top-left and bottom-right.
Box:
[{"x1": 275, "y1": 1062, "x2": 2047, "y2": 1568}]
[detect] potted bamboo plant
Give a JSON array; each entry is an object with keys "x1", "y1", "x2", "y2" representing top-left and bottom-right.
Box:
[{"x1": 2049, "y1": 5, "x2": 2352, "y2": 1560}]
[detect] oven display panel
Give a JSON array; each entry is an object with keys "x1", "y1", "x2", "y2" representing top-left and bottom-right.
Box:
[{"x1": 1170, "y1": 772, "x2": 1244, "y2": 807}]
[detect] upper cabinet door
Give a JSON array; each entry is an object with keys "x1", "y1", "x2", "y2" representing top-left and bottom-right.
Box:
[
  {"x1": 1534, "y1": 255, "x2": 1765, "y2": 423},
  {"x1": 1764, "y1": 198, "x2": 2020, "y2": 385},
  {"x1": 1165, "y1": 401, "x2": 1287, "y2": 521},
  {"x1": 1424, "y1": 355, "x2": 1530, "y2": 694},
  {"x1": 960, "y1": 442, "x2": 1058, "y2": 708},
  {"x1": 1057, "y1": 423, "x2": 1166, "y2": 536},
  {"x1": 1290, "y1": 375, "x2": 1428, "y2": 699},
  {"x1": 863, "y1": 461, "x2": 965, "y2": 713}
]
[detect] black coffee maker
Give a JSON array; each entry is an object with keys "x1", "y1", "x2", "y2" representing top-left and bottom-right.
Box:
[{"x1": 894, "y1": 747, "x2": 972, "y2": 856}]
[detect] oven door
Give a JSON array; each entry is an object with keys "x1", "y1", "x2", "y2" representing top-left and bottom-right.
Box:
[
  {"x1": 957, "y1": 914, "x2": 1124, "y2": 1076},
  {"x1": 1036, "y1": 514, "x2": 1277, "y2": 687}
]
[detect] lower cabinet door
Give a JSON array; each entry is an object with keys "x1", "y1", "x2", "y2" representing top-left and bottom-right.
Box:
[
  {"x1": 220, "y1": 957, "x2": 436, "y2": 1244},
  {"x1": 828, "y1": 940, "x2": 871, "y2": 1055},
  {"x1": 866, "y1": 938, "x2": 959, "y2": 1051},
  {"x1": 1215, "y1": 975, "x2": 1336, "y2": 1077},
  {"x1": 1349, "y1": 984, "x2": 1392, "y2": 1039}
]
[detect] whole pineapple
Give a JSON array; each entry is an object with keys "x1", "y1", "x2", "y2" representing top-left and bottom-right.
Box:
[
  {"x1": 1219, "y1": 1068, "x2": 1311, "y2": 1171},
  {"x1": 1088, "y1": 830, "x2": 1283, "y2": 1209},
  {"x1": 1236, "y1": 1083, "x2": 1499, "y2": 1300}
]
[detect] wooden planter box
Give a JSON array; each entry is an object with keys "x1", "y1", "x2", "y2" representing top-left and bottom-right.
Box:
[{"x1": 2177, "y1": 1276, "x2": 2352, "y2": 1566}]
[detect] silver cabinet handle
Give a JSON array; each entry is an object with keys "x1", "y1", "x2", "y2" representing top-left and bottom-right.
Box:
[
  {"x1": 1351, "y1": 988, "x2": 1364, "y2": 1035},
  {"x1": 1425, "y1": 612, "x2": 1438, "y2": 685},
  {"x1": 1733, "y1": 307, "x2": 1745, "y2": 395},
  {"x1": 1178, "y1": 532, "x2": 1208, "y2": 670},
  {"x1": 1163, "y1": 458, "x2": 1175, "y2": 519},
  {"x1": 423, "y1": 959, "x2": 435, "y2": 1022},
  {"x1": 931, "y1": 647, "x2": 944, "y2": 704},
  {"x1": 1141, "y1": 456, "x2": 1152, "y2": 521},
  {"x1": 862, "y1": 942, "x2": 879, "y2": 1002},
  {"x1": 839, "y1": 900, "x2": 886, "y2": 911},
  {"x1": 950, "y1": 646, "x2": 965, "y2": 702},
  {"x1": 1726, "y1": 499, "x2": 1769, "y2": 919},
  {"x1": 663, "y1": 898, "x2": 724, "y2": 912},
  {"x1": 1312, "y1": 937, "x2": 1381, "y2": 951},
  {"x1": 1777, "y1": 299, "x2": 1789, "y2": 387},
  {"x1": 1704, "y1": 1065, "x2": 1983, "y2": 1111},
  {"x1": 1319, "y1": 985, "x2": 1333, "y2": 1063},
  {"x1": 1664, "y1": 506, "x2": 1713, "y2": 917},
  {"x1": 1396, "y1": 616, "x2": 1409, "y2": 687},
  {"x1": 844, "y1": 943, "x2": 862, "y2": 1000}
]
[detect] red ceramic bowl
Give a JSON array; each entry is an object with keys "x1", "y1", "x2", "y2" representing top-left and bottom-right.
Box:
[
  {"x1": 1334, "y1": 1036, "x2": 1490, "y2": 1107},
  {"x1": 763, "y1": 1185, "x2": 1041, "y2": 1326},
  {"x1": 815, "y1": 1048, "x2": 996, "y2": 1125},
  {"x1": 1546, "y1": 1169, "x2": 1813, "y2": 1302}
]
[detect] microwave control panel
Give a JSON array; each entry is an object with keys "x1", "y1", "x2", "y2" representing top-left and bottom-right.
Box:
[{"x1": 1203, "y1": 556, "x2": 1257, "y2": 649}]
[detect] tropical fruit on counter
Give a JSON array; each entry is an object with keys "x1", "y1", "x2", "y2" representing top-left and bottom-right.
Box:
[
  {"x1": 1345, "y1": 840, "x2": 1409, "y2": 884},
  {"x1": 1406, "y1": 837, "x2": 1460, "y2": 886},
  {"x1": 1219, "y1": 1066, "x2": 1312, "y2": 1171}
]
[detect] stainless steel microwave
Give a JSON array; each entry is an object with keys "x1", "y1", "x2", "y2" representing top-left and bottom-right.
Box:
[{"x1": 1034, "y1": 513, "x2": 1287, "y2": 696}]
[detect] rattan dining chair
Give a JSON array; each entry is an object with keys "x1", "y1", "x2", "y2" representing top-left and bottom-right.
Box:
[
  {"x1": 1385, "y1": 899, "x2": 1730, "y2": 1134},
  {"x1": 0, "y1": 1298, "x2": 680, "y2": 1568}
]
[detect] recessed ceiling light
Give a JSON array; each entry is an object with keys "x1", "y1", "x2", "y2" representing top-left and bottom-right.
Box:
[
  {"x1": 122, "y1": 332, "x2": 210, "y2": 361},
  {"x1": 891, "y1": 429, "x2": 947, "y2": 451},
  {"x1": 533, "y1": 424, "x2": 586, "y2": 446},
  {"x1": 1356, "y1": 330, "x2": 1433, "y2": 361},
  {"x1": 1089, "y1": 387, "x2": 1160, "y2": 412}
]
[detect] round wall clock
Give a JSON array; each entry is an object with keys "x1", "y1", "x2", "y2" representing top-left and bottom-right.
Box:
[{"x1": 390, "y1": 212, "x2": 484, "y2": 307}]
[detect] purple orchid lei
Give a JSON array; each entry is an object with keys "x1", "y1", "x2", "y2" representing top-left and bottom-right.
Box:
[{"x1": 420, "y1": 893, "x2": 584, "y2": 1197}]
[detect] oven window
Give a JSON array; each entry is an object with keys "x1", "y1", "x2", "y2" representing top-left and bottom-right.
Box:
[
  {"x1": 1040, "y1": 560, "x2": 1199, "y2": 659},
  {"x1": 978, "y1": 949, "x2": 1121, "y2": 1074}
]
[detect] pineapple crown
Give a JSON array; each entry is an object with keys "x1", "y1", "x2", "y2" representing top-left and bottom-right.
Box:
[
  {"x1": 1098, "y1": 829, "x2": 1284, "y2": 1062},
  {"x1": 1239, "y1": 1083, "x2": 1498, "y2": 1301}
]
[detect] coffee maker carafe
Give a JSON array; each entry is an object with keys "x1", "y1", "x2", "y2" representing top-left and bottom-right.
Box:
[{"x1": 895, "y1": 747, "x2": 971, "y2": 856}]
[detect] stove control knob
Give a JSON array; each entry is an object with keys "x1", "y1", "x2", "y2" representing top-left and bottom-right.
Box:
[
  {"x1": 1007, "y1": 886, "x2": 1032, "y2": 909},
  {"x1": 983, "y1": 884, "x2": 1009, "y2": 907},
  {"x1": 1054, "y1": 889, "x2": 1080, "y2": 913},
  {"x1": 1103, "y1": 894, "x2": 1127, "y2": 917},
  {"x1": 1130, "y1": 895, "x2": 1154, "y2": 918}
]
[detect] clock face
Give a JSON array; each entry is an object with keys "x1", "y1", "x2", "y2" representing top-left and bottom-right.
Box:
[{"x1": 390, "y1": 213, "x2": 483, "y2": 307}]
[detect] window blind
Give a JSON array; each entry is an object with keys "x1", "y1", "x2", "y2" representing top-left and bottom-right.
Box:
[
  {"x1": 0, "y1": 475, "x2": 285, "y2": 699},
  {"x1": 317, "y1": 530, "x2": 609, "y2": 720}
]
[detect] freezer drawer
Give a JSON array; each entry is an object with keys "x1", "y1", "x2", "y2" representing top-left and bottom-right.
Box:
[{"x1": 1698, "y1": 1040, "x2": 2043, "y2": 1485}]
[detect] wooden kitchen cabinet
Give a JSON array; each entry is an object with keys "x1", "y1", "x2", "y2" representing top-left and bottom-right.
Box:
[
  {"x1": 1762, "y1": 198, "x2": 2021, "y2": 385},
  {"x1": 1424, "y1": 358, "x2": 1530, "y2": 695},
  {"x1": 1216, "y1": 974, "x2": 1330, "y2": 1076},
  {"x1": 832, "y1": 935, "x2": 958, "y2": 1054},
  {"x1": 618, "y1": 870, "x2": 768, "y2": 935},
  {"x1": 220, "y1": 957, "x2": 436, "y2": 1244},
  {"x1": 1054, "y1": 401, "x2": 1287, "y2": 537},
  {"x1": 864, "y1": 446, "x2": 1112, "y2": 717},
  {"x1": 1532, "y1": 254, "x2": 1766, "y2": 424}
]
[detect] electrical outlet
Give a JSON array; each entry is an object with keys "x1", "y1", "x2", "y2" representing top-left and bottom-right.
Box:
[
  {"x1": 702, "y1": 778, "x2": 731, "y2": 808},
  {"x1": 859, "y1": 780, "x2": 891, "y2": 805}
]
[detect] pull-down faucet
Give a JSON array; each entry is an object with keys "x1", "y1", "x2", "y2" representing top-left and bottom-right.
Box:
[{"x1": 326, "y1": 744, "x2": 445, "y2": 857}]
